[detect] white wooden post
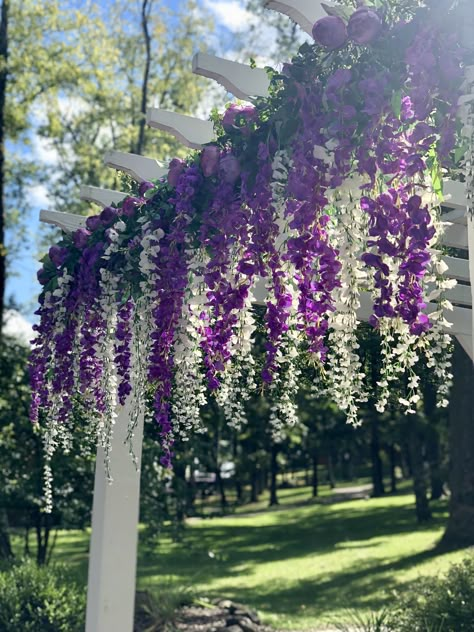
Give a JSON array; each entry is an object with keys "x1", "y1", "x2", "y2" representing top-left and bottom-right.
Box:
[{"x1": 85, "y1": 398, "x2": 144, "y2": 632}]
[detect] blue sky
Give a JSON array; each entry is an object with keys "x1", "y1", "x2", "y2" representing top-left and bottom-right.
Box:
[{"x1": 6, "y1": 0, "x2": 289, "y2": 322}]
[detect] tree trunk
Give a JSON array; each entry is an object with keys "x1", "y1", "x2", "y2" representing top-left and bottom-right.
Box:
[
  {"x1": 0, "y1": 507, "x2": 12, "y2": 559},
  {"x1": 269, "y1": 443, "x2": 279, "y2": 506},
  {"x1": 440, "y1": 341, "x2": 474, "y2": 548},
  {"x1": 250, "y1": 468, "x2": 258, "y2": 502},
  {"x1": 326, "y1": 452, "x2": 335, "y2": 489},
  {"x1": 408, "y1": 419, "x2": 431, "y2": 523},
  {"x1": 426, "y1": 426, "x2": 444, "y2": 500},
  {"x1": 370, "y1": 416, "x2": 385, "y2": 497},
  {"x1": 0, "y1": 0, "x2": 8, "y2": 337},
  {"x1": 135, "y1": 0, "x2": 152, "y2": 155},
  {"x1": 388, "y1": 443, "x2": 397, "y2": 493},
  {"x1": 312, "y1": 450, "x2": 319, "y2": 498}
]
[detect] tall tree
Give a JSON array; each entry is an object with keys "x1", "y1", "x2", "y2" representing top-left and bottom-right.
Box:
[{"x1": 39, "y1": 0, "x2": 216, "y2": 215}]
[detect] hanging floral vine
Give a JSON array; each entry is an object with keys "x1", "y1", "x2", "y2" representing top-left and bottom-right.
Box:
[{"x1": 31, "y1": 0, "x2": 472, "y2": 509}]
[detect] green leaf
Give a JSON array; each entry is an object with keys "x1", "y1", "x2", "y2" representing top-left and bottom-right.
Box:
[
  {"x1": 391, "y1": 90, "x2": 402, "y2": 119},
  {"x1": 321, "y1": 3, "x2": 352, "y2": 20}
]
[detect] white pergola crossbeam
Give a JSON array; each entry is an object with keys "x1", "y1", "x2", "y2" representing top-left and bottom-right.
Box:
[
  {"x1": 441, "y1": 222, "x2": 468, "y2": 249},
  {"x1": 104, "y1": 151, "x2": 168, "y2": 183},
  {"x1": 192, "y1": 52, "x2": 270, "y2": 100},
  {"x1": 40, "y1": 209, "x2": 87, "y2": 233},
  {"x1": 80, "y1": 185, "x2": 127, "y2": 208},
  {"x1": 263, "y1": 0, "x2": 330, "y2": 35},
  {"x1": 146, "y1": 108, "x2": 215, "y2": 149}
]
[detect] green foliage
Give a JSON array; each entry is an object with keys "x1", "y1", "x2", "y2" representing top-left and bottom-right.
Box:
[
  {"x1": 134, "y1": 580, "x2": 195, "y2": 632},
  {"x1": 334, "y1": 609, "x2": 391, "y2": 632},
  {"x1": 387, "y1": 557, "x2": 474, "y2": 632},
  {"x1": 0, "y1": 558, "x2": 85, "y2": 632}
]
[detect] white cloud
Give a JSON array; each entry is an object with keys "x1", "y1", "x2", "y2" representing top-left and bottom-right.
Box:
[
  {"x1": 32, "y1": 134, "x2": 59, "y2": 167},
  {"x1": 28, "y1": 184, "x2": 50, "y2": 209},
  {"x1": 204, "y1": 0, "x2": 257, "y2": 33},
  {"x1": 4, "y1": 309, "x2": 34, "y2": 345}
]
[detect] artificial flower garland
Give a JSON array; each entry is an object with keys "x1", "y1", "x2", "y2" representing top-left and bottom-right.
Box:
[{"x1": 31, "y1": 0, "x2": 471, "y2": 508}]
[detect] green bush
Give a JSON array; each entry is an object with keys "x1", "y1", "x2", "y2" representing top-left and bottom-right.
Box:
[
  {"x1": 0, "y1": 559, "x2": 85, "y2": 632},
  {"x1": 388, "y1": 556, "x2": 474, "y2": 632}
]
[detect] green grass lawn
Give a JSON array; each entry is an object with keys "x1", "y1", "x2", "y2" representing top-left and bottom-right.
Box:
[{"x1": 47, "y1": 485, "x2": 470, "y2": 630}]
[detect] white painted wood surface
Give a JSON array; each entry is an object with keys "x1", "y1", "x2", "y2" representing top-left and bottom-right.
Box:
[
  {"x1": 192, "y1": 52, "x2": 270, "y2": 100},
  {"x1": 80, "y1": 185, "x2": 127, "y2": 208},
  {"x1": 264, "y1": 0, "x2": 330, "y2": 35},
  {"x1": 104, "y1": 150, "x2": 168, "y2": 182},
  {"x1": 146, "y1": 108, "x2": 215, "y2": 148},
  {"x1": 468, "y1": 214, "x2": 474, "y2": 362},
  {"x1": 85, "y1": 399, "x2": 144, "y2": 632},
  {"x1": 40, "y1": 209, "x2": 87, "y2": 233}
]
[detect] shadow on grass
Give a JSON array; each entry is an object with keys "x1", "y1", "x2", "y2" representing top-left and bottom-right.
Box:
[{"x1": 136, "y1": 497, "x2": 454, "y2": 622}]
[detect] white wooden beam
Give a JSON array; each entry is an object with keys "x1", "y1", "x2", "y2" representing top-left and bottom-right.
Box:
[
  {"x1": 104, "y1": 151, "x2": 168, "y2": 183},
  {"x1": 146, "y1": 108, "x2": 215, "y2": 149},
  {"x1": 80, "y1": 185, "x2": 127, "y2": 208},
  {"x1": 192, "y1": 52, "x2": 270, "y2": 100},
  {"x1": 441, "y1": 255, "x2": 470, "y2": 283},
  {"x1": 263, "y1": 0, "x2": 330, "y2": 36},
  {"x1": 40, "y1": 209, "x2": 87, "y2": 233},
  {"x1": 444, "y1": 179, "x2": 467, "y2": 213},
  {"x1": 85, "y1": 399, "x2": 144, "y2": 632},
  {"x1": 468, "y1": 214, "x2": 474, "y2": 363},
  {"x1": 441, "y1": 222, "x2": 469, "y2": 250}
]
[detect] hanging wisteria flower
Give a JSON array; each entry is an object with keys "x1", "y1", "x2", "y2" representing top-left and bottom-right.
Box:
[{"x1": 30, "y1": 0, "x2": 469, "y2": 509}]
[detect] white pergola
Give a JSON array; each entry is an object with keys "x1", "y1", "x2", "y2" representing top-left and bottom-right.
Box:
[{"x1": 39, "y1": 2, "x2": 474, "y2": 631}]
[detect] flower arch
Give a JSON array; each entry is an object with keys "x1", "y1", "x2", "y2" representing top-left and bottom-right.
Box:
[{"x1": 31, "y1": 0, "x2": 472, "y2": 509}]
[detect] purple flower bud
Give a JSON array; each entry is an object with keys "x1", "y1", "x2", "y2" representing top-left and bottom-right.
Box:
[
  {"x1": 138, "y1": 181, "x2": 154, "y2": 196},
  {"x1": 347, "y1": 7, "x2": 382, "y2": 45},
  {"x1": 219, "y1": 154, "x2": 241, "y2": 185},
  {"x1": 86, "y1": 215, "x2": 102, "y2": 232},
  {"x1": 122, "y1": 196, "x2": 141, "y2": 218},
  {"x1": 48, "y1": 245, "x2": 68, "y2": 268},
  {"x1": 73, "y1": 227, "x2": 91, "y2": 249},
  {"x1": 37, "y1": 267, "x2": 49, "y2": 285},
  {"x1": 200, "y1": 145, "x2": 221, "y2": 177},
  {"x1": 167, "y1": 158, "x2": 185, "y2": 187},
  {"x1": 100, "y1": 206, "x2": 118, "y2": 225},
  {"x1": 312, "y1": 16, "x2": 348, "y2": 50},
  {"x1": 222, "y1": 104, "x2": 257, "y2": 133}
]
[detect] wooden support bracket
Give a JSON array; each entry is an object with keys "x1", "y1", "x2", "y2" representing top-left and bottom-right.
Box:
[
  {"x1": 80, "y1": 185, "x2": 127, "y2": 208},
  {"x1": 192, "y1": 52, "x2": 270, "y2": 100},
  {"x1": 263, "y1": 0, "x2": 330, "y2": 35},
  {"x1": 146, "y1": 108, "x2": 215, "y2": 149},
  {"x1": 104, "y1": 151, "x2": 168, "y2": 183}
]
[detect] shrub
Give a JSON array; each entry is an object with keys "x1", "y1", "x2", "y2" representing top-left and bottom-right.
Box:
[
  {"x1": 0, "y1": 558, "x2": 85, "y2": 632},
  {"x1": 387, "y1": 556, "x2": 474, "y2": 632},
  {"x1": 134, "y1": 579, "x2": 195, "y2": 632}
]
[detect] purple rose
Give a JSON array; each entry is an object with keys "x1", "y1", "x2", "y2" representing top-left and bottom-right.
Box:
[
  {"x1": 312, "y1": 16, "x2": 348, "y2": 50},
  {"x1": 347, "y1": 7, "x2": 382, "y2": 45},
  {"x1": 200, "y1": 145, "x2": 221, "y2": 177},
  {"x1": 167, "y1": 158, "x2": 185, "y2": 187},
  {"x1": 86, "y1": 215, "x2": 102, "y2": 232},
  {"x1": 138, "y1": 181, "x2": 154, "y2": 196},
  {"x1": 73, "y1": 227, "x2": 91, "y2": 250},
  {"x1": 48, "y1": 245, "x2": 68, "y2": 268},
  {"x1": 222, "y1": 104, "x2": 257, "y2": 134},
  {"x1": 219, "y1": 154, "x2": 241, "y2": 185},
  {"x1": 100, "y1": 206, "x2": 118, "y2": 225},
  {"x1": 122, "y1": 196, "x2": 141, "y2": 218}
]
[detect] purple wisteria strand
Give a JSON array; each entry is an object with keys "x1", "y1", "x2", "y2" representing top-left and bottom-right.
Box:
[
  {"x1": 147, "y1": 165, "x2": 202, "y2": 467},
  {"x1": 29, "y1": 1, "x2": 470, "y2": 501}
]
